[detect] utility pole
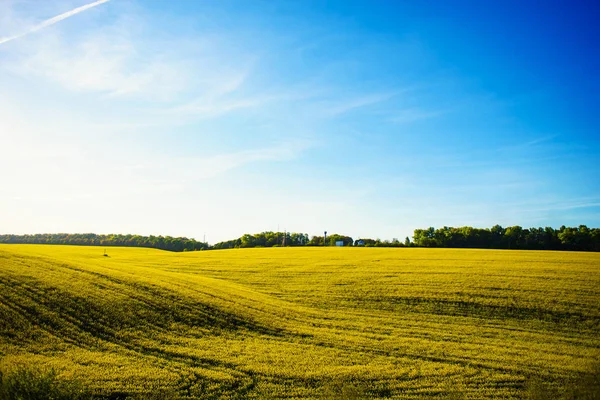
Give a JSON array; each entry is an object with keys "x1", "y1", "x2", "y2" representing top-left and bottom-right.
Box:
[{"x1": 324, "y1": 231, "x2": 327, "y2": 246}]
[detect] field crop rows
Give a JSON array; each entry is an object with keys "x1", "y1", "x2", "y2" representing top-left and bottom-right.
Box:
[{"x1": 0, "y1": 245, "x2": 599, "y2": 398}]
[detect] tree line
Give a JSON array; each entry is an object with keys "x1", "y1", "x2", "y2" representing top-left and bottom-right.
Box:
[
  {"x1": 212, "y1": 232, "x2": 400, "y2": 249},
  {"x1": 412, "y1": 225, "x2": 600, "y2": 251},
  {"x1": 211, "y1": 232, "x2": 353, "y2": 249},
  {"x1": 1, "y1": 225, "x2": 598, "y2": 252},
  {"x1": 0, "y1": 233, "x2": 209, "y2": 252},
  {"x1": 211, "y1": 231, "x2": 308, "y2": 249}
]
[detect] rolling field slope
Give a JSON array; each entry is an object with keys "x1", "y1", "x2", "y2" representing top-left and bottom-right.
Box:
[{"x1": 0, "y1": 245, "x2": 599, "y2": 399}]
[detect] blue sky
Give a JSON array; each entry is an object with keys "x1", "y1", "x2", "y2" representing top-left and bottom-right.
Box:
[{"x1": 0, "y1": 0, "x2": 598, "y2": 243}]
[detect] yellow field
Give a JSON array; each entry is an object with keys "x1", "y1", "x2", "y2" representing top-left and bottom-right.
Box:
[{"x1": 0, "y1": 244, "x2": 599, "y2": 399}]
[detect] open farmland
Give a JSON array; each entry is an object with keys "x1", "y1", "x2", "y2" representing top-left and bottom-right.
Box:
[{"x1": 0, "y1": 244, "x2": 599, "y2": 399}]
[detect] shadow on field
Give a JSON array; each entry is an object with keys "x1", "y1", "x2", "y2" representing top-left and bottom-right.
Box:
[
  {"x1": 320, "y1": 379, "x2": 366, "y2": 400},
  {"x1": 523, "y1": 363, "x2": 600, "y2": 400},
  {"x1": 318, "y1": 378, "x2": 394, "y2": 400},
  {"x1": 2, "y1": 366, "x2": 600, "y2": 399},
  {"x1": 376, "y1": 296, "x2": 598, "y2": 329},
  {"x1": 0, "y1": 365, "x2": 256, "y2": 400},
  {"x1": 0, "y1": 367, "x2": 92, "y2": 400},
  {"x1": 0, "y1": 272, "x2": 283, "y2": 348},
  {"x1": 315, "y1": 366, "x2": 600, "y2": 400}
]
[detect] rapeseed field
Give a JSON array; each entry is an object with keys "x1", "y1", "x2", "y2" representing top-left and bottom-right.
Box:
[{"x1": 0, "y1": 245, "x2": 598, "y2": 399}]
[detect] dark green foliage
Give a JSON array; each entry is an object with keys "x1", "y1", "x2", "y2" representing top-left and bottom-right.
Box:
[
  {"x1": 413, "y1": 225, "x2": 600, "y2": 252},
  {"x1": 212, "y1": 231, "x2": 310, "y2": 249},
  {"x1": 309, "y1": 234, "x2": 353, "y2": 246},
  {"x1": 0, "y1": 234, "x2": 208, "y2": 252},
  {"x1": 0, "y1": 367, "x2": 92, "y2": 400},
  {"x1": 2, "y1": 224, "x2": 598, "y2": 252},
  {"x1": 210, "y1": 237, "x2": 242, "y2": 249},
  {"x1": 353, "y1": 238, "x2": 407, "y2": 247}
]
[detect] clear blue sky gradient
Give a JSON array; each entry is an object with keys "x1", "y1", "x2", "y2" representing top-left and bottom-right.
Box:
[{"x1": 0, "y1": 0, "x2": 598, "y2": 243}]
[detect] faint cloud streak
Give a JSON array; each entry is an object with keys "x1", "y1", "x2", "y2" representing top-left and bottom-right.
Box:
[
  {"x1": 0, "y1": 0, "x2": 110, "y2": 46},
  {"x1": 389, "y1": 108, "x2": 445, "y2": 124},
  {"x1": 326, "y1": 92, "x2": 396, "y2": 116}
]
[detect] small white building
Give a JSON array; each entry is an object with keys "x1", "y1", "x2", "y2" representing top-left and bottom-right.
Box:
[{"x1": 335, "y1": 241, "x2": 344, "y2": 246}]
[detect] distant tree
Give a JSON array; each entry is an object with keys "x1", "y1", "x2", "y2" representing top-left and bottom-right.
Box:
[
  {"x1": 326, "y1": 234, "x2": 353, "y2": 246},
  {"x1": 308, "y1": 236, "x2": 324, "y2": 246},
  {"x1": 413, "y1": 227, "x2": 437, "y2": 247}
]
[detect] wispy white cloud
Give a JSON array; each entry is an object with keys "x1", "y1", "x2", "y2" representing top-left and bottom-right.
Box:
[
  {"x1": 511, "y1": 198, "x2": 600, "y2": 213},
  {"x1": 389, "y1": 108, "x2": 445, "y2": 124},
  {"x1": 0, "y1": 101, "x2": 316, "y2": 200},
  {"x1": 166, "y1": 96, "x2": 267, "y2": 118},
  {"x1": 162, "y1": 68, "x2": 268, "y2": 117},
  {"x1": 8, "y1": 28, "x2": 193, "y2": 100},
  {"x1": 1, "y1": 2, "x2": 256, "y2": 105},
  {"x1": 498, "y1": 134, "x2": 561, "y2": 153},
  {"x1": 0, "y1": 0, "x2": 110, "y2": 46},
  {"x1": 140, "y1": 139, "x2": 316, "y2": 183},
  {"x1": 325, "y1": 92, "x2": 396, "y2": 116},
  {"x1": 521, "y1": 134, "x2": 559, "y2": 147}
]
